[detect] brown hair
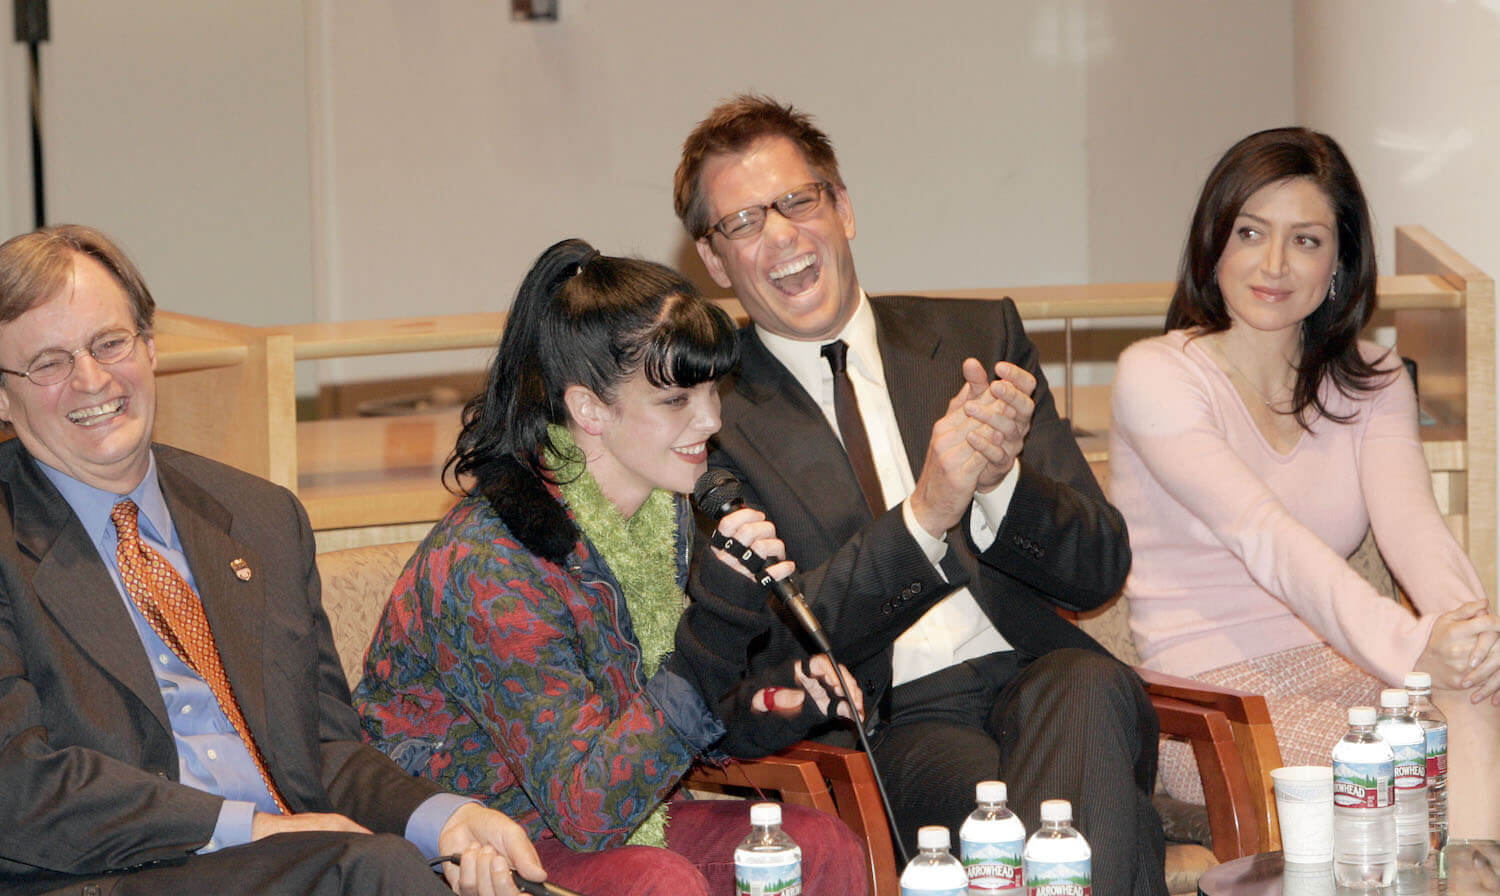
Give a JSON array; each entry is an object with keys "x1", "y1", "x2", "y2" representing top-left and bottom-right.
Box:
[
  {"x1": 673, "y1": 94, "x2": 845, "y2": 239},
  {"x1": 0, "y1": 224, "x2": 156, "y2": 332},
  {"x1": 1166, "y1": 127, "x2": 1385, "y2": 427}
]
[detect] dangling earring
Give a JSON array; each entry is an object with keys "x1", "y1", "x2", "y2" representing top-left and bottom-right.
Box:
[{"x1": 1326, "y1": 270, "x2": 1338, "y2": 303}]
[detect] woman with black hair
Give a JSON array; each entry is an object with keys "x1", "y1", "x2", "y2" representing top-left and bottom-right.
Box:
[
  {"x1": 356, "y1": 239, "x2": 868, "y2": 893},
  {"x1": 1109, "y1": 128, "x2": 1500, "y2": 833}
]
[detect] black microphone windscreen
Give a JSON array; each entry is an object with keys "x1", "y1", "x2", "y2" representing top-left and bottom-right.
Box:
[{"x1": 692, "y1": 469, "x2": 742, "y2": 520}]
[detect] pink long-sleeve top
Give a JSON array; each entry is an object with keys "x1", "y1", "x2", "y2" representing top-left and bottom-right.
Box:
[{"x1": 1109, "y1": 330, "x2": 1482, "y2": 685}]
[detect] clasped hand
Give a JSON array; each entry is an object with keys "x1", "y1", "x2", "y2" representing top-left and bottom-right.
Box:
[
  {"x1": 250, "y1": 803, "x2": 546, "y2": 896},
  {"x1": 909, "y1": 358, "x2": 1036, "y2": 538},
  {"x1": 1416, "y1": 599, "x2": 1500, "y2": 703}
]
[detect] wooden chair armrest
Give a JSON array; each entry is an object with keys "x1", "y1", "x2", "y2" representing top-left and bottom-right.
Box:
[
  {"x1": 683, "y1": 753, "x2": 835, "y2": 814},
  {"x1": 778, "y1": 742, "x2": 900, "y2": 896},
  {"x1": 1139, "y1": 667, "x2": 1284, "y2": 852},
  {"x1": 1150, "y1": 694, "x2": 1260, "y2": 861},
  {"x1": 684, "y1": 742, "x2": 899, "y2": 896}
]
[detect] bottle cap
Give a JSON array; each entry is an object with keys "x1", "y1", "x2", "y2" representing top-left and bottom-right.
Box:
[
  {"x1": 1348, "y1": 705, "x2": 1376, "y2": 725},
  {"x1": 916, "y1": 826, "x2": 951, "y2": 850},
  {"x1": 1380, "y1": 688, "x2": 1410, "y2": 708},
  {"x1": 1039, "y1": 799, "x2": 1072, "y2": 822},
  {"x1": 1404, "y1": 671, "x2": 1432, "y2": 690},
  {"x1": 976, "y1": 780, "x2": 1007, "y2": 804},
  {"x1": 750, "y1": 803, "x2": 782, "y2": 826}
]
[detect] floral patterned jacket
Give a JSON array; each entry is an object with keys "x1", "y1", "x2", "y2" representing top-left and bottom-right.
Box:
[{"x1": 354, "y1": 461, "x2": 763, "y2": 850}]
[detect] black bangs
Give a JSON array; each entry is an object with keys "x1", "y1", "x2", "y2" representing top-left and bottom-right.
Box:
[{"x1": 636, "y1": 297, "x2": 740, "y2": 389}]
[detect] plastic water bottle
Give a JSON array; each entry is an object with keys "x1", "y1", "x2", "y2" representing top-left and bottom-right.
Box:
[
  {"x1": 901, "y1": 825, "x2": 968, "y2": 896},
  {"x1": 1377, "y1": 688, "x2": 1430, "y2": 866},
  {"x1": 1405, "y1": 671, "x2": 1448, "y2": 854},
  {"x1": 1022, "y1": 800, "x2": 1090, "y2": 896},
  {"x1": 734, "y1": 803, "x2": 801, "y2": 896},
  {"x1": 960, "y1": 781, "x2": 1027, "y2": 893},
  {"x1": 1333, "y1": 705, "x2": 1396, "y2": 888}
]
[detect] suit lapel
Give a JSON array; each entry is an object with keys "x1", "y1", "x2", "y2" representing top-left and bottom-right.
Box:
[
  {"x1": 156, "y1": 455, "x2": 273, "y2": 752},
  {"x1": 3, "y1": 446, "x2": 173, "y2": 735},
  {"x1": 873, "y1": 297, "x2": 948, "y2": 477},
  {"x1": 872, "y1": 297, "x2": 979, "y2": 583},
  {"x1": 730, "y1": 331, "x2": 871, "y2": 529}
]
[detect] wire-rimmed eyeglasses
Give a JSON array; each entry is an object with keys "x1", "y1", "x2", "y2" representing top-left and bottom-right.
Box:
[{"x1": 0, "y1": 329, "x2": 143, "y2": 386}]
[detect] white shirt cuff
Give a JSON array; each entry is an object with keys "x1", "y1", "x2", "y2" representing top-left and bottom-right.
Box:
[
  {"x1": 969, "y1": 460, "x2": 1021, "y2": 552},
  {"x1": 902, "y1": 498, "x2": 949, "y2": 569}
]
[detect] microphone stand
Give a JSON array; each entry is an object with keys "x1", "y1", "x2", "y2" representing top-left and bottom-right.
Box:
[{"x1": 14, "y1": 0, "x2": 49, "y2": 228}]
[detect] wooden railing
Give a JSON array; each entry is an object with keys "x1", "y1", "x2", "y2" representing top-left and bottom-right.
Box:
[{"x1": 149, "y1": 226, "x2": 1494, "y2": 594}]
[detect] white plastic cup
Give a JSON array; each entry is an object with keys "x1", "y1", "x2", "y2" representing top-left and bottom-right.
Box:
[{"x1": 1273, "y1": 765, "x2": 1335, "y2": 864}]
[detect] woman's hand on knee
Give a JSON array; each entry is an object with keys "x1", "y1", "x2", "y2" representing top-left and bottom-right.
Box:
[{"x1": 1416, "y1": 600, "x2": 1500, "y2": 700}]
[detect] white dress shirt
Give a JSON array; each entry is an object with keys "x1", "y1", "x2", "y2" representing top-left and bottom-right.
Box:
[{"x1": 756, "y1": 293, "x2": 1019, "y2": 686}]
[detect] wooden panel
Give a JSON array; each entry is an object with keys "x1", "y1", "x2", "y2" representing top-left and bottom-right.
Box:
[
  {"x1": 276, "y1": 312, "x2": 505, "y2": 359},
  {"x1": 153, "y1": 314, "x2": 296, "y2": 489},
  {"x1": 296, "y1": 411, "x2": 463, "y2": 531},
  {"x1": 1396, "y1": 226, "x2": 1495, "y2": 601}
]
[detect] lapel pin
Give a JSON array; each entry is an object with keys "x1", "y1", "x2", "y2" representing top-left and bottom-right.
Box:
[{"x1": 230, "y1": 558, "x2": 252, "y2": 581}]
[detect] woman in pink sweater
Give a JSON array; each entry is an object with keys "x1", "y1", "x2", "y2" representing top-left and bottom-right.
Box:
[{"x1": 1109, "y1": 127, "x2": 1500, "y2": 834}]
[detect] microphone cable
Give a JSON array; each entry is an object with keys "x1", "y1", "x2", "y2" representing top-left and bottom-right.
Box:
[{"x1": 697, "y1": 470, "x2": 912, "y2": 866}]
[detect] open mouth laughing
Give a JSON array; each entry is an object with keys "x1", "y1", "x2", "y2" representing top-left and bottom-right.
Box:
[
  {"x1": 67, "y1": 397, "x2": 126, "y2": 426},
  {"x1": 769, "y1": 253, "x2": 820, "y2": 295}
]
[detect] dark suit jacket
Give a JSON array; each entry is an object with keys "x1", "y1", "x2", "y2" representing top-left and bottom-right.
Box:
[
  {"x1": 0, "y1": 441, "x2": 442, "y2": 884},
  {"x1": 690, "y1": 295, "x2": 1130, "y2": 718}
]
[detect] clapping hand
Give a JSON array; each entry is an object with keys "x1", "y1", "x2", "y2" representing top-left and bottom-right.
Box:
[
  {"x1": 960, "y1": 359, "x2": 1036, "y2": 493},
  {"x1": 909, "y1": 358, "x2": 1036, "y2": 538}
]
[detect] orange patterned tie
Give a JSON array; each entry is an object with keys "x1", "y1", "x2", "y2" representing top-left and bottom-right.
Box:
[{"x1": 112, "y1": 499, "x2": 289, "y2": 814}]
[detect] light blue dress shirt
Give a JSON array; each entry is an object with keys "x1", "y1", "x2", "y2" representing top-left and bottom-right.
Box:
[{"x1": 40, "y1": 455, "x2": 467, "y2": 856}]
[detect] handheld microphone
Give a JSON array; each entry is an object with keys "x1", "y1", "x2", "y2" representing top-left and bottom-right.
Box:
[
  {"x1": 693, "y1": 470, "x2": 830, "y2": 654},
  {"x1": 691, "y1": 467, "x2": 913, "y2": 866}
]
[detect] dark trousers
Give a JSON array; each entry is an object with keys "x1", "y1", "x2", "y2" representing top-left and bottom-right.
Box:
[
  {"x1": 872, "y1": 648, "x2": 1167, "y2": 896},
  {"x1": 18, "y1": 832, "x2": 452, "y2": 896}
]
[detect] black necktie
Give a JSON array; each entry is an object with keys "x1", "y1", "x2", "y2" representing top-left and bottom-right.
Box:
[{"x1": 821, "y1": 340, "x2": 885, "y2": 516}]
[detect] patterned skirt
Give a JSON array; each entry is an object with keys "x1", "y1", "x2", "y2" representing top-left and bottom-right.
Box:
[{"x1": 1159, "y1": 642, "x2": 1383, "y2": 803}]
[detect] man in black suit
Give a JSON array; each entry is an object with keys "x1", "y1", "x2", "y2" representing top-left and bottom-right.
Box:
[
  {"x1": 677, "y1": 96, "x2": 1167, "y2": 896},
  {"x1": 0, "y1": 225, "x2": 545, "y2": 896}
]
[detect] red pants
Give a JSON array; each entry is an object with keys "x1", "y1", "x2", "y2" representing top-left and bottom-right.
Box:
[{"x1": 535, "y1": 799, "x2": 870, "y2": 896}]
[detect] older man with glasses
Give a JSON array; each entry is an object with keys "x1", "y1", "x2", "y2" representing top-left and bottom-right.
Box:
[
  {"x1": 0, "y1": 224, "x2": 546, "y2": 896},
  {"x1": 676, "y1": 95, "x2": 1168, "y2": 896}
]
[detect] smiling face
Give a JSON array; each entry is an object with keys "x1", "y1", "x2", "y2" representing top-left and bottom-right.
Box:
[
  {"x1": 571, "y1": 372, "x2": 722, "y2": 517},
  {"x1": 694, "y1": 136, "x2": 860, "y2": 342},
  {"x1": 1215, "y1": 176, "x2": 1339, "y2": 339},
  {"x1": 0, "y1": 252, "x2": 158, "y2": 493}
]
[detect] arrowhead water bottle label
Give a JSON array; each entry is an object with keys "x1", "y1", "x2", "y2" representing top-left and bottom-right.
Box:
[
  {"x1": 736, "y1": 857, "x2": 801, "y2": 896},
  {"x1": 961, "y1": 836, "x2": 1024, "y2": 892},
  {"x1": 1334, "y1": 759, "x2": 1394, "y2": 809},
  {"x1": 1426, "y1": 724, "x2": 1448, "y2": 779},
  {"x1": 1024, "y1": 859, "x2": 1090, "y2": 896},
  {"x1": 1390, "y1": 740, "x2": 1426, "y2": 790}
]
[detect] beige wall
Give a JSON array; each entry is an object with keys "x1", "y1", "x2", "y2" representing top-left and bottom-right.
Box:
[
  {"x1": 310, "y1": 0, "x2": 1291, "y2": 381},
  {"x1": 3, "y1": 0, "x2": 1292, "y2": 382},
  {"x1": 1294, "y1": 0, "x2": 1499, "y2": 287},
  {"x1": 1293, "y1": 0, "x2": 1500, "y2": 587},
  {"x1": 0, "y1": 2, "x2": 314, "y2": 328}
]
